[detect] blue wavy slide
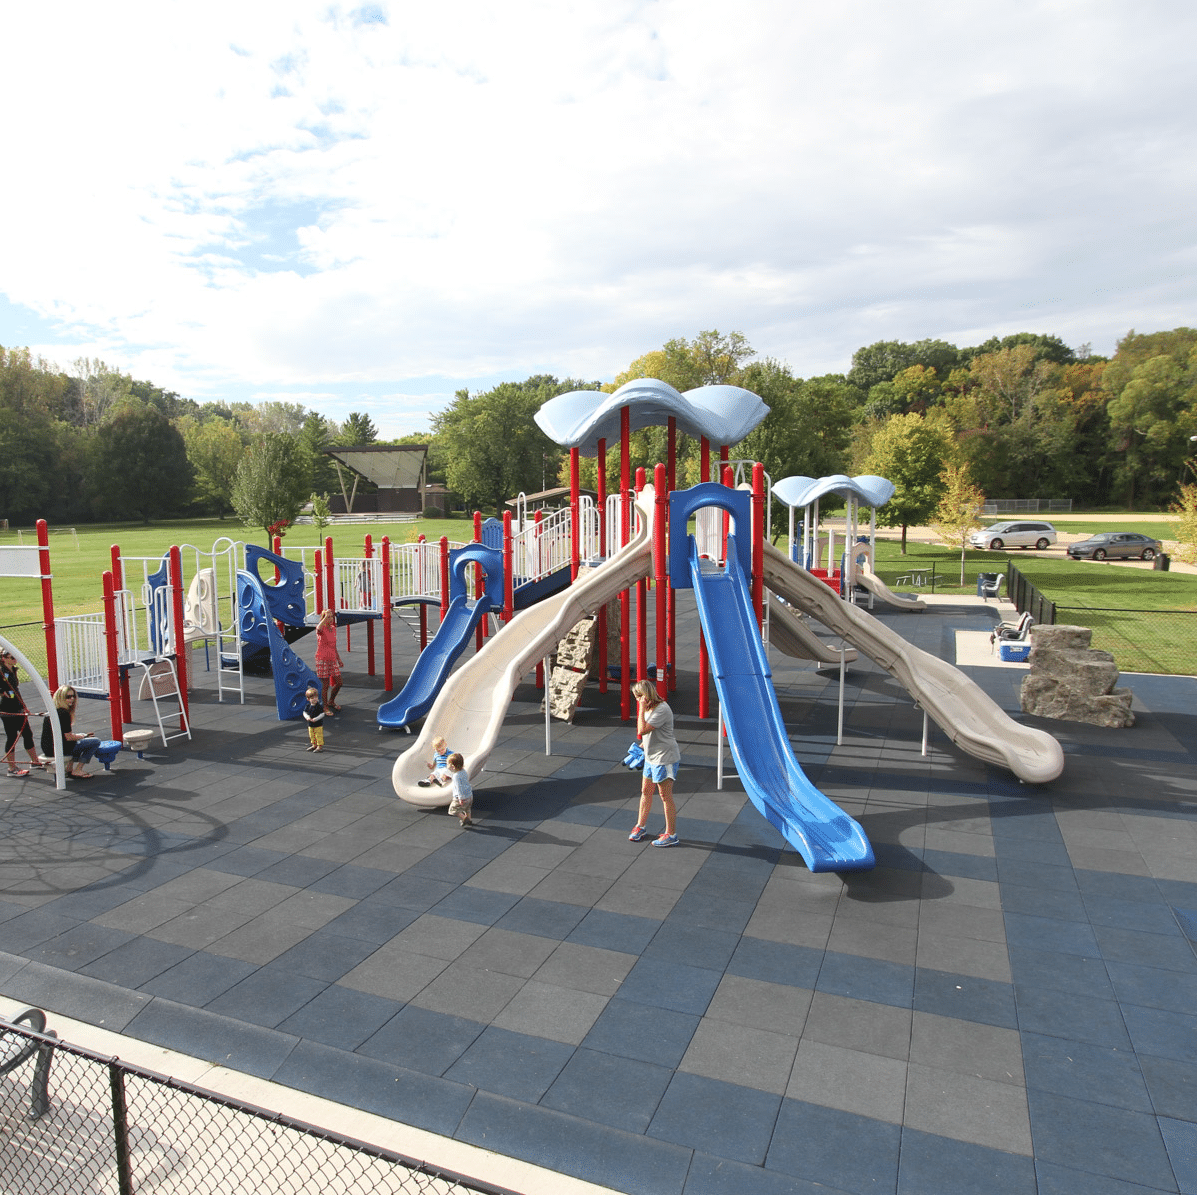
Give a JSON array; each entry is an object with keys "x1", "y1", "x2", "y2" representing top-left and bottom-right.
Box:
[
  {"x1": 687, "y1": 534, "x2": 874, "y2": 873},
  {"x1": 378, "y1": 544, "x2": 502, "y2": 731}
]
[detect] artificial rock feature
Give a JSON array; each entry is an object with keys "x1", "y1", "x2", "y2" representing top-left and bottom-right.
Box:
[
  {"x1": 1019, "y1": 624, "x2": 1135, "y2": 728},
  {"x1": 545, "y1": 616, "x2": 598, "y2": 722}
]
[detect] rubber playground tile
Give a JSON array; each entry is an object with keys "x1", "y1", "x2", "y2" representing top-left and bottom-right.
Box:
[
  {"x1": 275, "y1": 984, "x2": 404, "y2": 1051},
  {"x1": 77, "y1": 935, "x2": 195, "y2": 988},
  {"x1": 1002, "y1": 910, "x2": 1101, "y2": 958},
  {"x1": 263, "y1": 929, "x2": 378, "y2": 982},
  {"x1": 204, "y1": 965, "x2": 330, "y2": 1029},
  {"x1": 726, "y1": 936, "x2": 824, "y2": 990},
  {"x1": 767, "y1": 1099, "x2": 901, "y2": 1195},
  {"x1": 683, "y1": 1151, "x2": 854, "y2": 1195},
  {"x1": 540, "y1": 1046, "x2": 673, "y2": 1134},
  {"x1": 565, "y1": 907, "x2": 661, "y2": 953},
  {"x1": 1032, "y1": 1160, "x2": 1172, "y2": 1195},
  {"x1": 319, "y1": 899, "x2": 422, "y2": 945},
  {"x1": 896, "y1": 1127, "x2": 1037, "y2": 1195},
  {"x1": 1106, "y1": 959, "x2": 1197, "y2": 1015},
  {"x1": 1138, "y1": 1054, "x2": 1197, "y2": 1123},
  {"x1": 1026, "y1": 1088, "x2": 1180, "y2": 1191},
  {"x1": 648, "y1": 1071, "x2": 781, "y2": 1165},
  {"x1": 125, "y1": 997, "x2": 299, "y2": 1081},
  {"x1": 137, "y1": 949, "x2": 259, "y2": 1007},
  {"x1": 443, "y1": 1026, "x2": 573, "y2": 1103},
  {"x1": 581, "y1": 997, "x2": 700, "y2": 1068},
  {"x1": 913, "y1": 967, "x2": 1017, "y2": 1029},
  {"x1": 427, "y1": 883, "x2": 522, "y2": 927},
  {"x1": 1096, "y1": 924, "x2": 1197, "y2": 972},
  {"x1": 22, "y1": 922, "x2": 136, "y2": 971},
  {"x1": 494, "y1": 895, "x2": 590, "y2": 941},
  {"x1": 3, "y1": 961, "x2": 151, "y2": 1033},
  {"x1": 273, "y1": 1038, "x2": 475, "y2": 1137},
  {"x1": 467, "y1": 1088, "x2": 695, "y2": 1195},
  {"x1": 1122, "y1": 1004, "x2": 1197, "y2": 1065},
  {"x1": 355, "y1": 1003, "x2": 485, "y2": 1076},
  {"x1": 1006, "y1": 944, "x2": 1116, "y2": 1000},
  {"x1": 616, "y1": 956, "x2": 723, "y2": 1016},
  {"x1": 642, "y1": 921, "x2": 741, "y2": 972},
  {"x1": 1020, "y1": 1031, "x2": 1152, "y2": 1113},
  {"x1": 815, "y1": 950, "x2": 915, "y2": 1010}
]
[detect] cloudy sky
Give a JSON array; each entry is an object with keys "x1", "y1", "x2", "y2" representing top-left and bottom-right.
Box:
[{"x1": 3, "y1": 1, "x2": 1194, "y2": 437}]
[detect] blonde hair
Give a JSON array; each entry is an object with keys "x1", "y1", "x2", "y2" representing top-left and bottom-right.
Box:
[
  {"x1": 52, "y1": 685, "x2": 78, "y2": 711},
  {"x1": 432, "y1": 736, "x2": 448, "y2": 752},
  {"x1": 632, "y1": 680, "x2": 662, "y2": 708},
  {"x1": 319, "y1": 607, "x2": 336, "y2": 626}
]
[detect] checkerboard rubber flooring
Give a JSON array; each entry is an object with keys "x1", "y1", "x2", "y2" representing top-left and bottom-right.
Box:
[{"x1": 2, "y1": 598, "x2": 1196, "y2": 1195}]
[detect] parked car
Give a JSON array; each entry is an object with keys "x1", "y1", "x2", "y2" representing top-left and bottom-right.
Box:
[
  {"x1": 968, "y1": 521, "x2": 1057, "y2": 551},
  {"x1": 1067, "y1": 532, "x2": 1162, "y2": 561}
]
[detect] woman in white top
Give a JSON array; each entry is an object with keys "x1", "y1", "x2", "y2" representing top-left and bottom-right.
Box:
[{"x1": 628, "y1": 679, "x2": 681, "y2": 847}]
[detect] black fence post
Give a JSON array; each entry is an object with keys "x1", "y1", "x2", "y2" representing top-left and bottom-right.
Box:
[{"x1": 109, "y1": 1061, "x2": 136, "y2": 1195}]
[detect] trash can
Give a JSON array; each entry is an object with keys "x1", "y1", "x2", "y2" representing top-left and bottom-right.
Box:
[
  {"x1": 976, "y1": 572, "x2": 1000, "y2": 596},
  {"x1": 1153, "y1": 553, "x2": 1170, "y2": 571}
]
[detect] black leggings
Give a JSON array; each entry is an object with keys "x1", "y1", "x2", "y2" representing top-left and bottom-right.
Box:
[{"x1": 2, "y1": 713, "x2": 34, "y2": 755}]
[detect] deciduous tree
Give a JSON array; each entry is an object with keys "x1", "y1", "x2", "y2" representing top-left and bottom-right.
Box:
[
  {"x1": 931, "y1": 462, "x2": 986, "y2": 584},
  {"x1": 862, "y1": 413, "x2": 954, "y2": 553},
  {"x1": 230, "y1": 433, "x2": 312, "y2": 538}
]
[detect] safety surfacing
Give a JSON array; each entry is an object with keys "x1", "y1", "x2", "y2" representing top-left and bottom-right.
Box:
[{"x1": 2, "y1": 599, "x2": 1196, "y2": 1195}]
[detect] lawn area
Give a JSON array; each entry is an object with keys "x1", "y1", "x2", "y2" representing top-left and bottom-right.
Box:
[
  {"x1": 866, "y1": 536, "x2": 1197, "y2": 675},
  {"x1": 0, "y1": 516, "x2": 475, "y2": 626}
]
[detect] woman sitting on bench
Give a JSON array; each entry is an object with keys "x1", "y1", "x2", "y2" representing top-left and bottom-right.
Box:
[{"x1": 41, "y1": 686, "x2": 101, "y2": 780}]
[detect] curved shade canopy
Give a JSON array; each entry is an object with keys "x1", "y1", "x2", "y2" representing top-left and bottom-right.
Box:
[
  {"x1": 534, "y1": 378, "x2": 768, "y2": 456},
  {"x1": 774, "y1": 474, "x2": 896, "y2": 510}
]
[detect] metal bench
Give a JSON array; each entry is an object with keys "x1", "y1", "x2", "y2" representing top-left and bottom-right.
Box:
[{"x1": 0, "y1": 1007, "x2": 55, "y2": 1119}]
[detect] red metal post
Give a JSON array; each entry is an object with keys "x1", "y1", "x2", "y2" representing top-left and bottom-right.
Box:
[
  {"x1": 102, "y1": 571, "x2": 123, "y2": 742},
  {"x1": 503, "y1": 511, "x2": 514, "y2": 623},
  {"x1": 653, "y1": 464, "x2": 668, "y2": 699},
  {"x1": 439, "y1": 535, "x2": 450, "y2": 625},
  {"x1": 723, "y1": 464, "x2": 734, "y2": 564},
  {"x1": 364, "y1": 535, "x2": 375, "y2": 676},
  {"x1": 635, "y1": 467, "x2": 647, "y2": 681},
  {"x1": 169, "y1": 546, "x2": 190, "y2": 728},
  {"x1": 418, "y1": 535, "x2": 428, "y2": 649},
  {"x1": 596, "y1": 436, "x2": 607, "y2": 693},
  {"x1": 381, "y1": 536, "x2": 393, "y2": 691},
  {"x1": 570, "y1": 446, "x2": 580, "y2": 581},
  {"x1": 698, "y1": 437, "x2": 710, "y2": 717},
  {"x1": 666, "y1": 419, "x2": 676, "y2": 693},
  {"x1": 314, "y1": 549, "x2": 324, "y2": 615},
  {"x1": 272, "y1": 534, "x2": 281, "y2": 586},
  {"x1": 620, "y1": 406, "x2": 631, "y2": 720},
  {"x1": 473, "y1": 511, "x2": 485, "y2": 649},
  {"x1": 325, "y1": 535, "x2": 335, "y2": 613},
  {"x1": 37, "y1": 520, "x2": 58, "y2": 690},
  {"x1": 752, "y1": 463, "x2": 765, "y2": 632},
  {"x1": 110, "y1": 545, "x2": 123, "y2": 591}
]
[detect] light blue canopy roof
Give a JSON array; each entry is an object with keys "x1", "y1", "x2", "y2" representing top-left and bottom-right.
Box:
[
  {"x1": 774, "y1": 474, "x2": 896, "y2": 510},
  {"x1": 534, "y1": 378, "x2": 768, "y2": 456}
]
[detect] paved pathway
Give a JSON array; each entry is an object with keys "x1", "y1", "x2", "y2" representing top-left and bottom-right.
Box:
[{"x1": 1, "y1": 598, "x2": 1196, "y2": 1195}]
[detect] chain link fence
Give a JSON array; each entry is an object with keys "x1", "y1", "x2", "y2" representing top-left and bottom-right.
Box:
[
  {"x1": 0, "y1": 622, "x2": 50, "y2": 684},
  {"x1": 0, "y1": 1013, "x2": 521, "y2": 1195},
  {"x1": 1005, "y1": 564, "x2": 1197, "y2": 675}
]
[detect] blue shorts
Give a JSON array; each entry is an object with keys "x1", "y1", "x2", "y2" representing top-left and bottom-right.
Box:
[{"x1": 643, "y1": 761, "x2": 679, "y2": 784}]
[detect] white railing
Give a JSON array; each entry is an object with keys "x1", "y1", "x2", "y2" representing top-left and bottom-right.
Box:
[
  {"x1": 333, "y1": 558, "x2": 386, "y2": 614},
  {"x1": 388, "y1": 541, "x2": 470, "y2": 603},
  {"x1": 54, "y1": 613, "x2": 107, "y2": 694}
]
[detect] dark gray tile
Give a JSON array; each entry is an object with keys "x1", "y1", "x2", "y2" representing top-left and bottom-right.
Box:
[
  {"x1": 897, "y1": 1127, "x2": 1037, "y2": 1195},
  {"x1": 276, "y1": 985, "x2": 403, "y2": 1050},
  {"x1": 582, "y1": 998, "x2": 699, "y2": 1068},
  {"x1": 457, "y1": 1090, "x2": 692, "y2": 1195},
  {"x1": 356, "y1": 1003, "x2": 484, "y2": 1075},
  {"x1": 768, "y1": 1099, "x2": 901, "y2": 1195},
  {"x1": 648, "y1": 1072, "x2": 780, "y2": 1165},
  {"x1": 541, "y1": 1047, "x2": 672, "y2": 1134},
  {"x1": 444, "y1": 1026, "x2": 573, "y2": 1102}
]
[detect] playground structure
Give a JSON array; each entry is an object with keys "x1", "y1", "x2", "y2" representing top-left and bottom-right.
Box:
[{"x1": 389, "y1": 378, "x2": 1064, "y2": 873}]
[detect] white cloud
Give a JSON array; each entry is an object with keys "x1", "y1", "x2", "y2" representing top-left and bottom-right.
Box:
[{"x1": 3, "y1": 0, "x2": 1195, "y2": 423}]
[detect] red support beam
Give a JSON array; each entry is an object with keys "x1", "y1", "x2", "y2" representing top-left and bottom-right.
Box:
[
  {"x1": 102, "y1": 571, "x2": 123, "y2": 742},
  {"x1": 37, "y1": 519, "x2": 58, "y2": 690},
  {"x1": 635, "y1": 467, "x2": 647, "y2": 681},
  {"x1": 596, "y1": 436, "x2": 607, "y2": 693},
  {"x1": 381, "y1": 536, "x2": 393, "y2": 691},
  {"x1": 653, "y1": 463, "x2": 668, "y2": 699}
]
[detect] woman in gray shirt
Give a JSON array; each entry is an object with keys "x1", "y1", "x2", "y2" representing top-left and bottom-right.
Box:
[{"x1": 628, "y1": 679, "x2": 681, "y2": 847}]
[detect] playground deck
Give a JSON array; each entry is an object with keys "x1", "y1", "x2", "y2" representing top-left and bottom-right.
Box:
[{"x1": 1, "y1": 596, "x2": 1196, "y2": 1195}]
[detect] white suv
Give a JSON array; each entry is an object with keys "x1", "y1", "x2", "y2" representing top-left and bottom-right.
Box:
[{"x1": 968, "y1": 521, "x2": 1056, "y2": 551}]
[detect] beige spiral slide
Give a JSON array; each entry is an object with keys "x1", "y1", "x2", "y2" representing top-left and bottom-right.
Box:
[
  {"x1": 392, "y1": 487, "x2": 656, "y2": 807},
  {"x1": 762, "y1": 540, "x2": 1064, "y2": 783}
]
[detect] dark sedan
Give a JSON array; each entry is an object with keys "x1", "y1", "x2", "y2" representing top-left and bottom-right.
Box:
[{"x1": 1067, "y1": 532, "x2": 1162, "y2": 561}]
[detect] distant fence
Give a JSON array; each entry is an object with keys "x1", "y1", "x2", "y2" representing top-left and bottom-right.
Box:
[
  {"x1": 982, "y1": 499, "x2": 1072, "y2": 515},
  {"x1": 0, "y1": 1014, "x2": 520, "y2": 1195},
  {"x1": 1005, "y1": 563, "x2": 1197, "y2": 675}
]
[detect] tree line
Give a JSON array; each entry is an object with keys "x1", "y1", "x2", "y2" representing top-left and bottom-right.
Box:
[{"x1": 3, "y1": 325, "x2": 1194, "y2": 535}]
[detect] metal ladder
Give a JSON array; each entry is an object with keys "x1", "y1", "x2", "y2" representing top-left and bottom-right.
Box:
[{"x1": 135, "y1": 658, "x2": 192, "y2": 747}]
